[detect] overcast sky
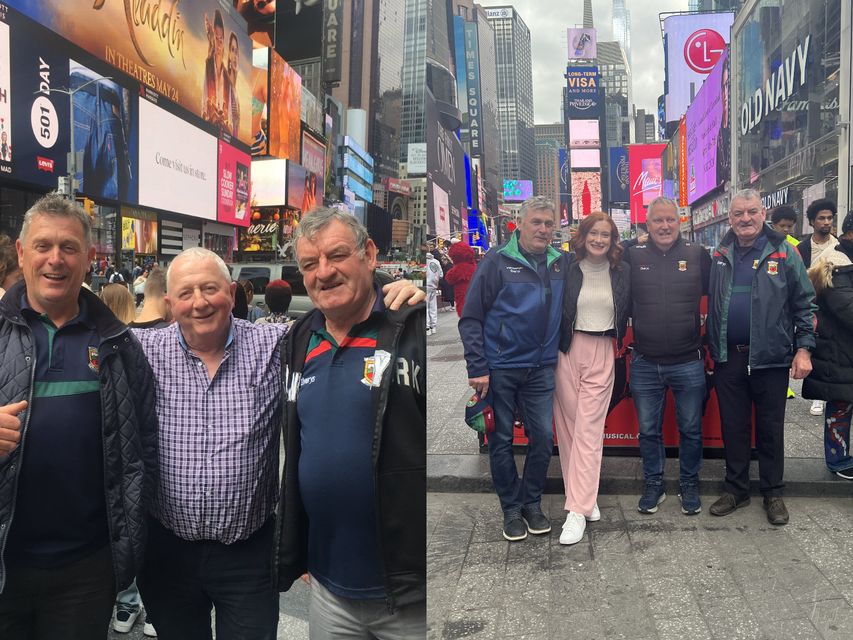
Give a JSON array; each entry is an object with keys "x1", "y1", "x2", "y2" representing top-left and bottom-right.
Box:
[{"x1": 478, "y1": 0, "x2": 687, "y2": 123}]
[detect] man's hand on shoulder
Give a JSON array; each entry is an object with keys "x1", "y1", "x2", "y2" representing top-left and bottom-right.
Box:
[
  {"x1": 0, "y1": 400, "x2": 27, "y2": 456},
  {"x1": 382, "y1": 279, "x2": 426, "y2": 310},
  {"x1": 468, "y1": 375, "x2": 490, "y2": 399}
]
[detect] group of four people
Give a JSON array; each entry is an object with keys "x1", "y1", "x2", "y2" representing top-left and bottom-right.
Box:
[{"x1": 460, "y1": 190, "x2": 821, "y2": 545}]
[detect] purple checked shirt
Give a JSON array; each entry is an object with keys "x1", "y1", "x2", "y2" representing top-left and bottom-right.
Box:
[{"x1": 134, "y1": 319, "x2": 288, "y2": 543}]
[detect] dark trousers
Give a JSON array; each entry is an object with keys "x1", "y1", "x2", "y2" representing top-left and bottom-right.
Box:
[
  {"x1": 714, "y1": 349, "x2": 789, "y2": 498},
  {"x1": 138, "y1": 517, "x2": 279, "y2": 640},
  {"x1": 0, "y1": 544, "x2": 115, "y2": 640}
]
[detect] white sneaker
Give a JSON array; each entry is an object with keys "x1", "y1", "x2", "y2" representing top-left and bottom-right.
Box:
[
  {"x1": 586, "y1": 503, "x2": 601, "y2": 522},
  {"x1": 559, "y1": 512, "x2": 586, "y2": 545},
  {"x1": 143, "y1": 620, "x2": 157, "y2": 637},
  {"x1": 113, "y1": 605, "x2": 140, "y2": 633},
  {"x1": 810, "y1": 400, "x2": 825, "y2": 416}
]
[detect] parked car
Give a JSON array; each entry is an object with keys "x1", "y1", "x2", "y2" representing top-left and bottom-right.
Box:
[{"x1": 229, "y1": 262, "x2": 313, "y2": 318}]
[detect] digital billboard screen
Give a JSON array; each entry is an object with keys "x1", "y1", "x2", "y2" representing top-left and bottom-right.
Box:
[
  {"x1": 570, "y1": 149, "x2": 600, "y2": 170},
  {"x1": 685, "y1": 50, "x2": 729, "y2": 204},
  {"x1": 565, "y1": 67, "x2": 602, "y2": 119},
  {"x1": 301, "y1": 131, "x2": 326, "y2": 183},
  {"x1": 503, "y1": 179, "x2": 533, "y2": 201},
  {"x1": 286, "y1": 161, "x2": 319, "y2": 212},
  {"x1": 569, "y1": 120, "x2": 600, "y2": 148},
  {"x1": 138, "y1": 98, "x2": 217, "y2": 220},
  {"x1": 629, "y1": 143, "x2": 666, "y2": 223},
  {"x1": 571, "y1": 171, "x2": 601, "y2": 217},
  {"x1": 217, "y1": 140, "x2": 251, "y2": 227},
  {"x1": 268, "y1": 50, "x2": 302, "y2": 161},
  {"x1": 251, "y1": 158, "x2": 288, "y2": 207},
  {"x1": 567, "y1": 28, "x2": 597, "y2": 60},
  {"x1": 608, "y1": 147, "x2": 630, "y2": 206}
]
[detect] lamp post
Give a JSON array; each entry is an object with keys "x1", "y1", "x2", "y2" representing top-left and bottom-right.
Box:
[{"x1": 38, "y1": 76, "x2": 114, "y2": 199}]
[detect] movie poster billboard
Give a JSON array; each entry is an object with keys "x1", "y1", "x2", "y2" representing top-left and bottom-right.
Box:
[
  {"x1": 629, "y1": 143, "x2": 666, "y2": 223},
  {"x1": 663, "y1": 12, "x2": 733, "y2": 124},
  {"x1": 268, "y1": 50, "x2": 301, "y2": 161},
  {"x1": 608, "y1": 147, "x2": 630, "y2": 206},
  {"x1": 565, "y1": 66, "x2": 602, "y2": 119},
  {"x1": 571, "y1": 171, "x2": 601, "y2": 217},
  {"x1": 217, "y1": 140, "x2": 251, "y2": 227},
  {"x1": 286, "y1": 161, "x2": 318, "y2": 212},
  {"x1": 685, "y1": 50, "x2": 729, "y2": 204},
  {"x1": 567, "y1": 28, "x2": 597, "y2": 60},
  {"x1": 8, "y1": 0, "x2": 255, "y2": 145}
]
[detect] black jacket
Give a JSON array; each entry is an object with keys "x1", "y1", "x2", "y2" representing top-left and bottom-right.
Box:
[
  {"x1": 803, "y1": 240, "x2": 853, "y2": 402},
  {"x1": 559, "y1": 256, "x2": 631, "y2": 353},
  {"x1": 624, "y1": 236, "x2": 711, "y2": 363},
  {"x1": 0, "y1": 282, "x2": 158, "y2": 594},
  {"x1": 275, "y1": 302, "x2": 426, "y2": 609}
]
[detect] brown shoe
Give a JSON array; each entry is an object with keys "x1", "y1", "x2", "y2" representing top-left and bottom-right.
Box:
[
  {"x1": 709, "y1": 492, "x2": 751, "y2": 516},
  {"x1": 763, "y1": 496, "x2": 789, "y2": 525}
]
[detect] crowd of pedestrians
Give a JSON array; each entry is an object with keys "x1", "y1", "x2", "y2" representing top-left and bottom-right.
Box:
[
  {"x1": 458, "y1": 191, "x2": 847, "y2": 546},
  {"x1": 0, "y1": 194, "x2": 426, "y2": 639}
]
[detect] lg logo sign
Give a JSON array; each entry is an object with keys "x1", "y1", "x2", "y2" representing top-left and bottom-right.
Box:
[{"x1": 683, "y1": 29, "x2": 725, "y2": 74}]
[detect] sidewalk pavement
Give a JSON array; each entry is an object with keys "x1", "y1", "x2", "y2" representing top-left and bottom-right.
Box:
[
  {"x1": 427, "y1": 311, "x2": 848, "y2": 497},
  {"x1": 428, "y1": 491, "x2": 853, "y2": 640}
]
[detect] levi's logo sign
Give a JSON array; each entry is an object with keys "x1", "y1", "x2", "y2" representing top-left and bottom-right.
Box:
[{"x1": 37, "y1": 156, "x2": 54, "y2": 172}]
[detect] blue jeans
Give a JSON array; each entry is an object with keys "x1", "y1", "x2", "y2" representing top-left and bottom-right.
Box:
[
  {"x1": 488, "y1": 366, "x2": 555, "y2": 514},
  {"x1": 629, "y1": 353, "x2": 705, "y2": 484}
]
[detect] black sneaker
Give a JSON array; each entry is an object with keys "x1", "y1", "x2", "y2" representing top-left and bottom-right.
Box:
[
  {"x1": 709, "y1": 492, "x2": 750, "y2": 516},
  {"x1": 763, "y1": 496, "x2": 789, "y2": 525},
  {"x1": 678, "y1": 481, "x2": 701, "y2": 515},
  {"x1": 502, "y1": 513, "x2": 528, "y2": 541},
  {"x1": 835, "y1": 467, "x2": 853, "y2": 480},
  {"x1": 521, "y1": 503, "x2": 551, "y2": 535},
  {"x1": 638, "y1": 482, "x2": 666, "y2": 514}
]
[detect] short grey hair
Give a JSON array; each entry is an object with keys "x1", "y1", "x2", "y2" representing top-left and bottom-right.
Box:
[
  {"x1": 20, "y1": 192, "x2": 92, "y2": 246},
  {"x1": 519, "y1": 195, "x2": 556, "y2": 221},
  {"x1": 647, "y1": 196, "x2": 678, "y2": 218},
  {"x1": 730, "y1": 189, "x2": 762, "y2": 209},
  {"x1": 144, "y1": 267, "x2": 167, "y2": 298},
  {"x1": 166, "y1": 247, "x2": 231, "y2": 292},
  {"x1": 293, "y1": 207, "x2": 369, "y2": 263}
]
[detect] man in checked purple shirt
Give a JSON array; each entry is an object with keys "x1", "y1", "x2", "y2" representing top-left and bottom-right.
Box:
[{"x1": 132, "y1": 247, "x2": 422, "y2": 639}]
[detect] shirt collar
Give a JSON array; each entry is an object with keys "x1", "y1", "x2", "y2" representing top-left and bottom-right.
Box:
[
  {"x1": 20, "y1": 289, "x2": 94, "y2": 329},
  {"x1": 310, "y1": 283, "x2": 385, "y2": 334},
  {"x1": 176, "y1": 318, "x2": 235, "y2": 353}
]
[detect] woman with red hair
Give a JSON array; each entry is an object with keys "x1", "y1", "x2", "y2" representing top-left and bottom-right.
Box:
[
  {"x1": 444, "y1": 241, "x2": 478, "y2": 317},
  {"x1": 554, "y1": 212, "x2": 630, "y2": 546}
]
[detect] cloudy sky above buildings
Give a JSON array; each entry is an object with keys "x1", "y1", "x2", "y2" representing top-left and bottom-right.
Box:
[{"x1": 478, "y1": 0, "x2": 687, "y2": 123}]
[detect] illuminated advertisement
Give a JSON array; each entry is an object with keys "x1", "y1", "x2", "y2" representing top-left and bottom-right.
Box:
[
  {"x1": 567, "y1": 28, "x2": 597, "y2": 60},
  {"x1": 503, "y1": 179, "x2": 533, "y2": 202},
  {"x1": 608, "y1": 147, "x2": 630, "y2": 206},
  {"x1": 559, "y1": 148, "x2": 571, "y2": 225},
  {"x1": 571, "y1": 171, "x2": 601, "y2": 217},
  {"x1": 268, "y1": 50, "x2": 301, "y2": 161},
  {"x1": 663, "y1": 12, "x2": 733, "y2": 124},
  {"x1": 629, "y1": 143, "x2": 666, "y2": 223},
  {"x1": 569, "y1": 120, "x2": 600, "y2": 148},
  {"x1": 217, "y1": 140, "x2": 251, "y2": 227},
  {"x1": 570, "y1": 149, "x2": 600, "y2": 170},
  {"x1": 463, "y1": 20, "x2": 483, "y2": 158},
  {"x1": 301, "y1": 131, "x2": 326, "y2": 183},
  {"x1": 9, "y1": 0, "x2": 255, "y2": 145},
  {"x1": 286, "y1": 161, "x2": 318, "y2": 212},
  {"x1": 565, "y1": 66, "x2": 602, "y2": 118},
  {"x1": 251, "y1": 158, "x2": 288, "y2": 207},
  {"x1": 662, "y1": 118, "x2": 687, "y2": 206},
  {"x1": 685, "y1": 50, "x2": 729, "y2": 204},
  {"x1": 431, "y1": 182, "x2": 450, "y2": 238},
  {"x1": 138, "y1": 98, "x2": 217, "y2": 220},
  {"x1": 251, "y1": 48, "x2": 269, "y2": 157},
  {"x1": 322, "y1": 0, "x2": 344, "y2": 84},
  {"x1": 121, "y1": 215, "x2": 157, "y2": 254}
]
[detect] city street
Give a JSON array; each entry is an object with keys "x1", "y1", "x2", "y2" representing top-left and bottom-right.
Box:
[{"x1": 428, "y1": 310, "x2": 853, "y2": 639}]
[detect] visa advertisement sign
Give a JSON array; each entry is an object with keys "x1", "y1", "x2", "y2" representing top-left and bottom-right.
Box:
[{"x1": 565, "y1": 66, "x2": 602, "y2": 119}]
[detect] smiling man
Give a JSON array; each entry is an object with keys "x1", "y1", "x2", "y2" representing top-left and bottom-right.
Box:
[
  {"x1": 707, "y1": 189, "x2": 817, "y2": 526},
  {"x1": 459, "y1": 196, "x2": 567, "y2": 542},
  {"x1": 0, "y1": 193, "x2": 157, "y2": 639},
  {"x1": 277, "y1": 208, "x2": 425, "y2": 638}
]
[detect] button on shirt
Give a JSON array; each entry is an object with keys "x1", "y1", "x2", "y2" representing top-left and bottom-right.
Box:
[{"x1": 134, "y1": 319, "x2": 288, "y2": 543}]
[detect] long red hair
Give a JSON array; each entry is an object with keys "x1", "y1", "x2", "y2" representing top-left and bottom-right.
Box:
[{"x1": 570, "y1": 211, "x2": 623, "y2": 268}]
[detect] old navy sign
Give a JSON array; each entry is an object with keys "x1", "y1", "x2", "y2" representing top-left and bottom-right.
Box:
[
  {"x1": 463, "y1": 21, "x2": 483, "y2": 158},
  {"x1": 741, "y1": 36, "x2": 810, "y2": 135}
]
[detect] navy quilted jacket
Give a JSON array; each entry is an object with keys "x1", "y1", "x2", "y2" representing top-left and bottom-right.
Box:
[{"x1": 0, "y1": 281, "x2": 158, "y2": 594}]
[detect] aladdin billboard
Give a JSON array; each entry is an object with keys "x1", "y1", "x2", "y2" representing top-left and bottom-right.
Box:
[
  {"x1": 629, "y1": 143, "x2": 666, "y2": 223},
  {"x1": 8, "y1": 0, "x2": 255, "y2": 146},
  {"x1": 685, "y1": 50, "x2": 729, "y2": 204},
  {"x1": 663, "y1": 12, "x2": 733, "y2": 125}
]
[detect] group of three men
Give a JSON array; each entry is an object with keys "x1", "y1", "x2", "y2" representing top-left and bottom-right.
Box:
[
  {"x1": 461, "y1": 189, "x2": 817, "y2": 541},
  {"x1": 0, "y1": 193, "x2": 426, "y2": 639}
]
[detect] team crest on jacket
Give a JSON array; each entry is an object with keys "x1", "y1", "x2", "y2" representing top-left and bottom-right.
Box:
[
  {"x1": 678, "y1": 260, "x2": 687, "y2": 272},
  {"x1": 752, "y1": 259, "x2": 760, "y2": 270},
  {"x1": 767, "y1": 261, "x2": 779, "y2": 275},
  {"x1": 362, "y1": 357, "x2": 376, "y2": 387},
  {"x1": 362, "y1": 350, "x2": 392, "y2": 388},
  {"x1": 88, "y1": 347, "x2": 99, "y2": 374}
]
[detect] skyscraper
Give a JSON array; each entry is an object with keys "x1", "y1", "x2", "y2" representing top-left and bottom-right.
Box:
[
  {"x1": 612, "y1": 0, "x2": 631, "y2": 69},
  {"x1": 485, "y1": 6, "x2": 535, "y2": 182},
  {"x1": 535, "y1": 124, "x2": 566, "y2": 209},
  {"x1": 597, "y1": 41, "x2": 633, "y2": 146}
]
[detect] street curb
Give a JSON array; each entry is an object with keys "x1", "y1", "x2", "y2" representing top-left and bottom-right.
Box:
[{"x1": 427, "y1": 453, "x2": 853, "y2": 497}]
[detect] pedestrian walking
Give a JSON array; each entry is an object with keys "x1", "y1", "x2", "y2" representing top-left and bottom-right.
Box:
[
  {"x1": 707, "y1": 189, "x2": 817, "y2": 525},
  {"x1": 554, "y1": 212, "x2": 630, "y2": 545},
  {"x1": 425, "y1": 252, "x2": 443, "y2": 334},
  {"x1": 459, "y1": 196, "x2": 566, "y2": 541}
]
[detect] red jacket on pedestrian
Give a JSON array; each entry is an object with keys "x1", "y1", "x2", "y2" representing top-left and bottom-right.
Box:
[{"x1": 444, "y1": 242, "x2": 477, "y2": 317}]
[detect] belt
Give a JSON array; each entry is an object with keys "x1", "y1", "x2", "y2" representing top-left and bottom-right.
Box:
[
  {"x1": 575, "y1": 329, "x2": 614, "y2": 337},
  {"x1": 731, "y1": 344, "x2": 750, "y2": 353}
]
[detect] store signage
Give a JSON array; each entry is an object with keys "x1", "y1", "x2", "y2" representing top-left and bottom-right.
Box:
[
  {"x1": 760, "y1": 187, "x2": 789, "y2": 209},
  {"x1": 483, "y1": 8, "x2": 511, "y2": 19},
  {"x1": 322, "y1": 0, "x2": 343, "y2": 83},
  {"x1": 740, "y1": 36, "x2": 810, "y2": 135},
  {"x1": 683, "y1": 28, "x2": 725, "y2": 73},
  {"x1": 384, "y1": 177, "x2": 412, "y2": 197},
  {"x1": 463, "y1": 21, "x2": 483, "y2": 158}
]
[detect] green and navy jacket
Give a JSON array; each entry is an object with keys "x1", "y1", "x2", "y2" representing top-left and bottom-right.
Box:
[
  {"x1": 707, "y1": 225, "x2": 817, "y2": 369},
  {"x1": 459, "y1": 231, "x2": 567, "y2": 377}
]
